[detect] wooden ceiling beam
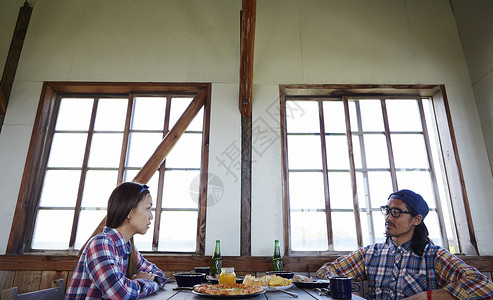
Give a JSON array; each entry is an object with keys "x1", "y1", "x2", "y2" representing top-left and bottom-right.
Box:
[
  {"x1": 0, "y1": 88, "x2": 6, "y2": 115},
  {"x1": 239, "y1": 0, "x2": 256, "y2": 118},
  {"x1": 0, "y1": 2, "x2": 33, "y2": 116}
]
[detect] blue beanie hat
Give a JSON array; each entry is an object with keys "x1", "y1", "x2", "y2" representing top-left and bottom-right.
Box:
[{"x1": 388, "y1": 189, "x2": 429, "y2": 219}]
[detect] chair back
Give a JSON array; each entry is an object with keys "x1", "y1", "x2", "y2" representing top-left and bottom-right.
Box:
[{"x1": 1, "y1": 278, "x2": 64, "y2": 300}]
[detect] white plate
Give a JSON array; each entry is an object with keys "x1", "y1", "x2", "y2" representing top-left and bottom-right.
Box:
[{"x1": 262, "y1": 284, "x2": 293, "y2": 292}]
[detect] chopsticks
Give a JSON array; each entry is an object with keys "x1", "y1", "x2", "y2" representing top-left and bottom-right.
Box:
[{"x1": 271, "y1": 287, "x2": 298, "y2": 298}]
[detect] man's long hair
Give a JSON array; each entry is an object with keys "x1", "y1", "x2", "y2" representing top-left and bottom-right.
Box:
[{"x1": 406, "y1": 204, "x2": 432, "y2": 256}]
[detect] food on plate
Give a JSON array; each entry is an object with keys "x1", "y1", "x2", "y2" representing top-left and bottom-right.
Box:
[
  {"x1": 194, "y1": 283, "x2": 263, "y2": 295},
  {"x1": 242, "y1": 274, "x2": 292, "y2": 287},
  {"x1": 293, "y1": 274, "x2": 313, "y2": 283}
]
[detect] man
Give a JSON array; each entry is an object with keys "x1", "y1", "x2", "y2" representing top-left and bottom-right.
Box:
[{"x1": 316, "y1": 189, "x2": 493, "y2": 299}]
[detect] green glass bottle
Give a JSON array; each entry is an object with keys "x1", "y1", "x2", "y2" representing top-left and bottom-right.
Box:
[
  {"x1": 211, "y1": 240, "x2": 222, "y2": 276},
  {"x1": 272, "y1": 239, "x2": 283, "y2": 271}
]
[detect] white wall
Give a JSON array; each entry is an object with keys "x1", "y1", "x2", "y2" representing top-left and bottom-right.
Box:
[
  {"x1": 450, "y1": 0, "x2": 493, "y2": 254},
  {"x1": 1, "y1": 0, "x2": 492, "y2": 255}
]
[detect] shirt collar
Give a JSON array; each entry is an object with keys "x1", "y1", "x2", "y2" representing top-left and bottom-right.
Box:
[
  {"x1": 386, "y1": 237, "x2": 412, "y2": 252},
  {"x1": 103, "y1": 227, "x2": 132, "y2": 255}
]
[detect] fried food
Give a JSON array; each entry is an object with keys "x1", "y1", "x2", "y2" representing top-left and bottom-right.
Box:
[{"x1": 242, "y1": 274, "x2": 292, "y2": 287}]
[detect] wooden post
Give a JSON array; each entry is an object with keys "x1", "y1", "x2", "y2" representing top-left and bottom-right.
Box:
[
  {"x1": 241, "y1": 116, "x2": 252, "y2": 256},
  {"x1": 239, "y1": 0, "x2": 256, "y2": 118}
]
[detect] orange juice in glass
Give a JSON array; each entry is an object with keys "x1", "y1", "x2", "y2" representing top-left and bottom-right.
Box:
[{"x1": 219, "y1": 267, "x2": 236, "y2": 284}]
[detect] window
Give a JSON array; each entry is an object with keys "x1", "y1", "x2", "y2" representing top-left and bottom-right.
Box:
[
  {"x1": 281, "y1": 85, "x2": 476, "y2": 255},
  {"x1": 8, "y1": 82, "x2": 210, "y2": 254}
]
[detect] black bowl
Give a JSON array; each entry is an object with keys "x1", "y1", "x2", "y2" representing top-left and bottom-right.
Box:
[
  {"x1": 266, "y1": 271, "x2": 295, "y2": 279},
  {"x1": 194, "y1": 267, "x2": 210, "y2": 276},
  {"x1": 174, "y1": 272, "x2": 206, "y2": 287}
]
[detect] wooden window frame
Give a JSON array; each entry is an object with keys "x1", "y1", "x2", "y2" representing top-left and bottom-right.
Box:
[
  {"x1": 7, "y1": 82, "x2": 211, "y2": 255},
  {"x1": 280, "y1": 84, "x2": 478, "y2": 256}
]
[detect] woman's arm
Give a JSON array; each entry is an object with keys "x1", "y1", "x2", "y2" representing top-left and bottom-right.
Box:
[
  {"x1": 135, "y1": 250, "x2": 167, "y2": 287},
  {"x1": 86, "y1": 237, "x2": 160, "y2": 299}
]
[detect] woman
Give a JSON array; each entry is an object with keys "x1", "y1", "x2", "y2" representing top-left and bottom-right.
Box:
[{"x1": 65, "y1": 182, "x2": 167, "y2": 299}]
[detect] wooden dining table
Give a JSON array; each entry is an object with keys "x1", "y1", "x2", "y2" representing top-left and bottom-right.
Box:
[{"x1": 143, "y1": 281, "x2": 366, "y2": 300}]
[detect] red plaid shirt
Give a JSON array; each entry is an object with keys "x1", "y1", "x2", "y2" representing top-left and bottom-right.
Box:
[{"x1": 65, "y1": 227, "x2": 166, "y2": 299}]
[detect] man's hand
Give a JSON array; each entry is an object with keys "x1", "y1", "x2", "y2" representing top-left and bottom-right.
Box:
[{"x1": 132, "y1": 271, "x2": 156, "y2": 281}]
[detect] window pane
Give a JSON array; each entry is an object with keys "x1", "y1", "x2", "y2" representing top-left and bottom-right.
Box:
[
  {"x1": 123, "y1": 172, "x2": 160, "y2": 202},
  {"x1": 126, "y1": 132, "x2": 163, "y2": 168},
  {"x1": 386, "y1": 99, "x2": 422, "y2": 131},
  {"x1": 289, "y1": 172, "x2": 325, "y2": 209},
  {"x1": 425, "y1": 211, "x2": 442, "y2": 245},
  {"x1": 328, "y1": 172, "x2": 353, "y2": 209},
  {"x1": 186, "y1": 107, "x2": 204, "y2": 132},
  {"x1": 290, "y1": 212, "x2": 328, "y2": 251},
  {"x1": 372, "y1": 212, "x2": 387, "y2": 243},
  {"x1": 287, "y1": 135, "x2": 322, "y2": 169},
  {"x1": 165, "y1": 133, "x2": 202, "y2": 168},
  {"x1": 87, "y1": 133, "x2": 123, "y2": 168},
  {"x1": 392, "y1": 134, "x2": 428, "y2": 169},
  {"x1": 348, "y1": 101, "x2": 359, "y2": 132},
  {"x1": 359, "y1": 100, "x2": 384, "y2": 131},
  {"x1": 284, "y1": 93, "x2": 459, "y2": 254},
  {"x1": 360, "y1": 210, "x2": 387, "y2": 246},
  {"x1": 32, "y1": 209, "x2": 73, "y2": 249},
  {"x1": 366, "y1": 171, "x2": 393, "y2": 208},
  {"x1": 27, "y1": 85, "x2": 208, "y2": 253},
  {"x1": 81, "y1": 170, "x2": 118, "y2": 207},
  {"x1": 163, "y1": 170, "x2": 200, "y2": 209},
  {"x1": 74, "y1": 209, "x2": 107, "y2": 249},
  {"x1": 169, "y1": 98, "x2": 193, "y2": 130},
  {"x1": 286, "y1": 101, "x2": 320, "y2": 133},
  {"x1": 158, "y1": 211, "x2": 197, "y2": 252},
  {"x1": 326, "y1": 136, "x2": 349, "y2": 170},
  {"x1": 94, "y1": 98, "x2": 127, "y2": 131},
  {"x1": 131, "y1": 97, "x2": 167, "y2": 130},
  {"x1": 358, "y1": 134, "x2": 389, "y2": 169},
  {"x1": 55, "y1": 98, "x2": 93, "y2": 131},
  {"x1": 323, "y1": 101, "x2": 346, "y2": 133},
  {"x1": 332, "y1": 212, "x2": 358, "y2": 251},
  {"x1": 134, "y1": 218, "x2": 155, "y2": 251},
  {"x1": 39, "y1": 170, "x2": 80, "y2": 207},
  {"x1": 47, "y1": 133, "x2": 88, "y2": 168},
  {"x1": 396, "y1": 171, "x2": 435, "y2": 208}
]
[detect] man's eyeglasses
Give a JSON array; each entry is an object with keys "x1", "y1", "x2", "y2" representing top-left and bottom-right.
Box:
[{"x1": 380, "y1": 205, "x2": 412, "y2": 218}]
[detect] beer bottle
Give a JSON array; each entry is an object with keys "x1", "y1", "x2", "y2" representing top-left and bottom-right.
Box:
[
  {"x1": 211, "y1": 240, "x2": 222, "y2": 276},
  {"x1": 272, "y1": 239, "x2": 283, "y2": 271}
]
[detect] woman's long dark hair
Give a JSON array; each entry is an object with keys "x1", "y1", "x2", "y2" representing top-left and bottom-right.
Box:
[
  {"x1": 406, "y1": 204, "x2": 432, "y2": 256},
  {"x1": 106, "y1": 182, "x2": 149, "y2": 228},
  {"x1": 106, "y1": 182, "x2": 150, "y2": 278}
]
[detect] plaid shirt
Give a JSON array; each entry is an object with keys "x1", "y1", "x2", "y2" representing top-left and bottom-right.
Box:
[
  {"x1": 65, "y1": 227, "x2": 167, "y2": 300},
  {"x1": 316, "y1": 238, "x2": 493, "y2": 299}
]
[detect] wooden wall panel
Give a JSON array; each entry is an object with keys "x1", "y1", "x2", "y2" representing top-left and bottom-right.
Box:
[
  {"x1": 38, "y1": 271, "x2": 68, "y2": 290},
  {"x1": 0, "y1": 271, "x2": 14, "y2": 291},
  {"x1": 13, "y1": 270, "x2": 41, "y2": 294}
]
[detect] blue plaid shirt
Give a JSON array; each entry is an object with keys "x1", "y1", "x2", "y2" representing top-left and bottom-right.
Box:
[
  {"x1": 317, "y1": 238, "x2": 493, "y2": 299},
  {"x1": 65, "y1": 227, "x2": 167, "y2": 300}
]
